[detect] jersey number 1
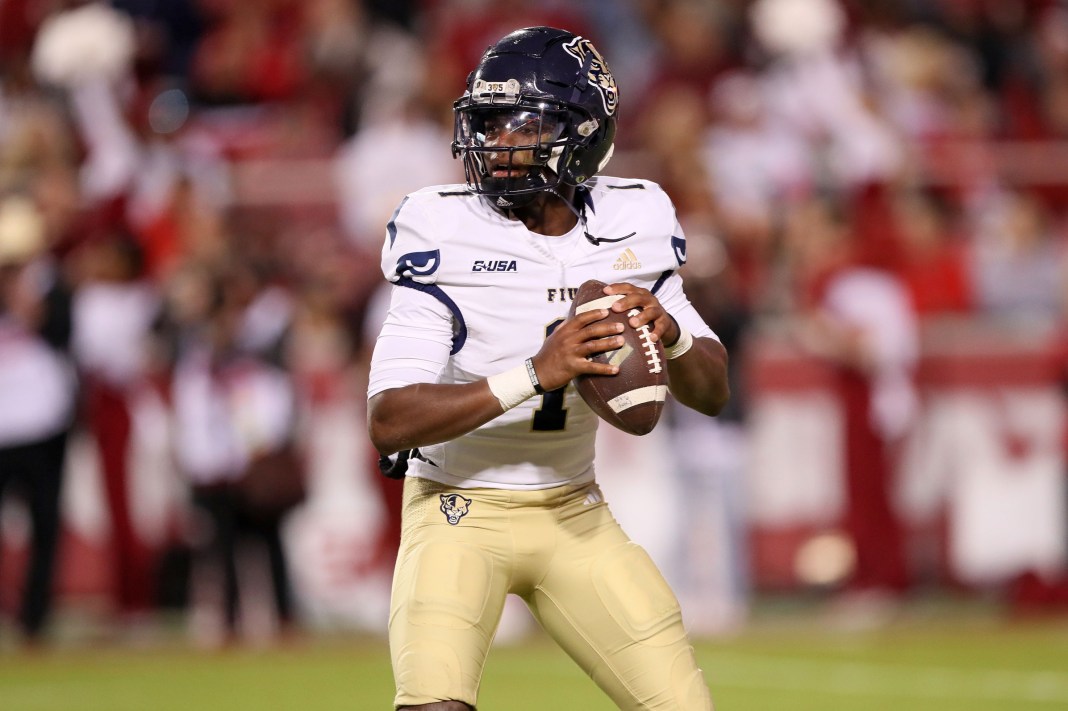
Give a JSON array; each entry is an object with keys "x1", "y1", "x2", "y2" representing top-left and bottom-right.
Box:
[{"x1": 532, "y1": 319, "x2": 567, "y2": 431}]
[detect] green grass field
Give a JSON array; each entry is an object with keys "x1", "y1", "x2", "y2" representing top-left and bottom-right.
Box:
[{"x1": 2, "y1": 601, "x2": 1068, "y2": 710}]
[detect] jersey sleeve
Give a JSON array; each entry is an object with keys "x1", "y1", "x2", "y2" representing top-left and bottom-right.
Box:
[
  {"x1": 367, "y1": 283, "x2": 454, "y2": 398},
  {"x1": 381, "y1": 194, "x2": 442, "y2": 285},
  {"x1": 654, "y1": 271, "x2": 718, "y2": 342},
  {"x1": 646, "y1": 189, "x2": 718, "y2": 342}
]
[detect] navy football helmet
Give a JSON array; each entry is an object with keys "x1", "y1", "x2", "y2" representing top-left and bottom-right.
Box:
[{"x1": 452, "y1": 27, "x2": 619, "y2": 208}]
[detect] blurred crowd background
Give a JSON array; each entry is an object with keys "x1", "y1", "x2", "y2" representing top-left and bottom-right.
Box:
[{"x1": 2, "y1": 0, "x2": 1068, "y2": 650}]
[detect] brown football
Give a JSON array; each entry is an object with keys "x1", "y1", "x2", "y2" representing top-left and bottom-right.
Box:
[{"x1": 568, "y1": 279, "x2": 667, "y2": 436}]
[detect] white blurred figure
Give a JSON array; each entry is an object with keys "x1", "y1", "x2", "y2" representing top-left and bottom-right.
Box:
[
  {"x1": 751, "y1": 0, "x2": 903, "y2": 187},
  {"x1": 863, "y1": 24, "x2": 983, "y2": 144},
  {"x1": 0, "y1": 196, "x2": 77, "y2": 645},
  {"x1": 702, "y1": 70, "x2": 812, "y2": 230},
  {"x1": 333, "y1": 28, "x2": 461, "y2": 252},
  {"x1": 334, "y1": 100, "x2": 460, "y2": 252}
]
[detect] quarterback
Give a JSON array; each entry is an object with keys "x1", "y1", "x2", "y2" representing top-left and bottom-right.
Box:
[{"x1": 368, "y1": 26, "x2": 729, "y2": 711}]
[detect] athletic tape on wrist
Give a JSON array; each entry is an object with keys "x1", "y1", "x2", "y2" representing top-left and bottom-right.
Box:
[
  {"x1": 487, "y1": 363, "x2": 538, "y2": 411},
  {"x1": 664, "y1": 327, "x2": 694, "y2": 360}
]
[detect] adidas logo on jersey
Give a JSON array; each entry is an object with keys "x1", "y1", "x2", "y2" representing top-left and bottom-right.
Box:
[{"x1": 612, "y1": 248, "x2": 641, "y2": 270}]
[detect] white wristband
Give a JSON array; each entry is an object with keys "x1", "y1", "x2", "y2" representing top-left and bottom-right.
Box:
[
  {"x1": 487, "y1": 363, "x2": 538, "y2": 411},
  {"x1": 664, "y1": 327, "x2": 694, "y2": 360}
]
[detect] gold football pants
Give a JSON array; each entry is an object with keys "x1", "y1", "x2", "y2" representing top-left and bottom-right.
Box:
[{"x1": 390, "y1": 476, "x2": 714, "y2": 710}]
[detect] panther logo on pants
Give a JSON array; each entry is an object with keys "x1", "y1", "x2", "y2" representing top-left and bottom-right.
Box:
[{"x1": 440, "y1": 493, "x2": 473, "y2": 525}]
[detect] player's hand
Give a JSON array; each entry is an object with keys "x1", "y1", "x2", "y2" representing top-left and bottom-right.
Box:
[
  {"x1": 529, "y1": 307, "x2": 623, "y2": 391},
  {"x1": 602, "y1": 282, "x2": 680, "y2": 346}
]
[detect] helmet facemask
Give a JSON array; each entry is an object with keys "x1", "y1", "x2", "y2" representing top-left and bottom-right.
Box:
[{"x1": 453, "y1": 102, "x2": 578, "y2": 208}]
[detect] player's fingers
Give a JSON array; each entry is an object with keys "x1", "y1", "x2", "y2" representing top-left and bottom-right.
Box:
[
  {"x1": 581, "y1": 334, "x2": 624, "y2": 356},
  {"x1": 607, "y1": 290, "x2": 657, "y2": 319},
  {"x1": 651, "y1": 313, "x2": 676, "y2": 343},
  {"x1": 623, "y1": 302, "x2": 664, "y2": 332},
  {"x1": 603, "y1": 282, "x2": 640, "y2": 296},
  {"x1": 604, "y1": 284, "x2": 651, "y2": 314},
  {"x1": 574, "y1": 356, "x2": 619, "y2": 376},
  {"x1": 569, "y1": 307, "x2": 611, "y2": 328},
  {"x1": 608, "y1": 293, "x2": 647, "y2": 313},
  {"x1": 580, "y1": 320, "x2": 625, "y2": 341},
  {"x1": 634, "y1": 311, "x2": 670, "y2": 343}
]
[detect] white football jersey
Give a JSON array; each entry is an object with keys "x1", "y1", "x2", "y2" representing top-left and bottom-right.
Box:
[{"x1": 368, "y1": 176, "x2": 717, "y2": 489}]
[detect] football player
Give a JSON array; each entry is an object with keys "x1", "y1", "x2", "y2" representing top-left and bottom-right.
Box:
[{"x1": 367, "y1": 26, "x2": 729, "y2": 711}]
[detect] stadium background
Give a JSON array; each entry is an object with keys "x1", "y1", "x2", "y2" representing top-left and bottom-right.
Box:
[{"x1": 1, "y1": 0, "x2": 1068, "y2": 708}]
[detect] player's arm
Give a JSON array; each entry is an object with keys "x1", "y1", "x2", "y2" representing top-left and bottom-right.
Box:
[
  {"x1": 603, "y1": 282, "x2": 729, "y2": 417},
  {"x1": 369, "y1": 381, "x2": 508, "y2": 457},
  {"x1": 367, "y1": 304, "x2": 623, "y2": 456}
]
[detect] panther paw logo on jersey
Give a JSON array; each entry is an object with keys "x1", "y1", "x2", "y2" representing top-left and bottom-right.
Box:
[
  {"x1": 612, "y1": 248, "x2": 641, "y2": 270},
  {"x1": 440, "y1": 493, "x2": 473, "y2": 525}
]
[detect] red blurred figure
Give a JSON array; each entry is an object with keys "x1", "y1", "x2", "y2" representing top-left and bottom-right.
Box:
[
  {"x1": 72, "y1": 229, "x2": 162, "y2": 620},
  {"x1": 791, "y1": 189, "x2": 918, "y2": 606}
]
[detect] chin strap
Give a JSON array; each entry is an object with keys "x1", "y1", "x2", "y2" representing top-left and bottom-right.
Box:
[{"x1": 544, "y1": 185, "x2": 602, "y2": 246}]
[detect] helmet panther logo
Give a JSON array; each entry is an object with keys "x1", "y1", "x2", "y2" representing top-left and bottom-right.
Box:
[
  {"x1": 440, "y1": 493, "x2": 473, "y2": 525},
  {"x1": 562, "y1": 36, "x2": 618, "y2": 116}
]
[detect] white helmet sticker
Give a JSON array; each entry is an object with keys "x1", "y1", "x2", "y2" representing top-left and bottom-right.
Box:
[
  {"x1": 562, "y1": 36, "x2": 618, "y2": 116},
  {"x1": 472, "y1": 78, "x2": 521, "y2": 101}
]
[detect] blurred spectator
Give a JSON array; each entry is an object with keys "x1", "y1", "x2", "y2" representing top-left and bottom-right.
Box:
[
  {"x1": 635, "y1": 0, "x2": 739, "y2": 140},
  {"x1": 0, "y1": 195, "x2": 77, "y2": 644},
  {"x1": 753, "y1": 0, "x2": 904, "y2": 189},
  {"x1": 31, "y1": 2, "x2": 233, "y2": 283},
  {"x1": 702, "y1": 69, "x2": 812, "y2": 241},
  {"x1": 188, "y1": 0, "x2": 307, "y2": 106},
  {"x1": 334, "y1": 96, "x2": 460, "y2": 251},
  {"x1": 573, "y1": 0, "x2": 658, "y2": 100},
  {"x1": 168, "y1": 262, "x2": 302, "y2": 646},
  {"x1": 892, "y1": 187, "x2": 975, "y2": 317},
  {"x1": 791, "y1": 192, "x2": 919, "y2": 613},
  {"x1": 970, "y1": 188, "x2": 1068, "y2": 325},
  {"x1": 71, "y1": 229, "x2": 162, "y2": 623}
]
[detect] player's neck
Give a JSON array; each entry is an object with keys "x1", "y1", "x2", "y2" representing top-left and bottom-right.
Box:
[{"x1": 505, "y1": 186, "x2": 579, "y2": 237}]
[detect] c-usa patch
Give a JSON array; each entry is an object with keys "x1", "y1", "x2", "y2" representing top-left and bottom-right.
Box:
[{"x1": 471, "y1": 259, "x2": 517, "y2": 272}]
